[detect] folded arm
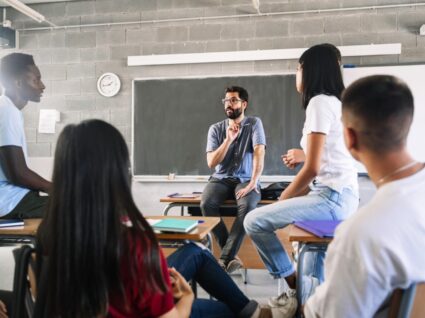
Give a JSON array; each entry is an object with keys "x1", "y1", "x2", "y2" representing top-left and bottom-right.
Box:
[
  {"x1": 280, "y1": 133, "x2": 325, "y2": 200},
  {"x1": 0, "y1": 146, "x2": 51, "y2": 193}
]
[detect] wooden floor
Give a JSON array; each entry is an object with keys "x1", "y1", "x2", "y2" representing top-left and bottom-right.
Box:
[{"x1": 211, "y1": 217, "x2": 294, "y2": 269}]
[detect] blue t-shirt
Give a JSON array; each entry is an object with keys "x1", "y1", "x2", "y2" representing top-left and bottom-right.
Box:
[
  {"x1": 206, "y1": 116, "x2": 266, "y2": 183},
  {"x1": 0, "y1": 95, "x2": 30, "y2": 216}
]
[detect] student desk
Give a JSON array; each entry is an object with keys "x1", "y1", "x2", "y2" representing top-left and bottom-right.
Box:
[
  {"x1": 160, "y1": 196, "x2": 276, "y2": 216},
  {"x1": 288, "y1": 224, "x2": 332, "y2": 317},
  {"x1": 148, "y1": 216, "x2": 220, "y2": 256},
  {"x1": 0, "y1": 219, "x2": 39, "y2": 245},
  {"x1": 160, "y1": 196, "x2": 293, "y2": 278},
  {"x1": 0, "y1": 217, "x2": 220, "y2": 252}
]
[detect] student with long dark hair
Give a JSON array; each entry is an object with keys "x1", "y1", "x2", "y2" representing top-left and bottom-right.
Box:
[
  {"x1": 35, "y1": 120, "x2": 261, "y2": 318},
  {"x1": 244, "y1": 44, "x2": 359, "y2": 317}
]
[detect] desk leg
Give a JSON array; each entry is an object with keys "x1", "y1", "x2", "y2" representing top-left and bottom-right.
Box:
[
  {"x1": 296, "y1": 243, "x2": 328, "y2": 318},
  {"x1": 163, "y1": 203, "x2": 183, "y2": 216},
  {"x1": 296, "y1": 243, "x2": 306, "y2": 318}
]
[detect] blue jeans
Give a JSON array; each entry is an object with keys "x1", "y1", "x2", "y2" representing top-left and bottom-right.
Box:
[
  {"x1": 200, "y1": 177, "x2": 261, "y2": 264},
  {"x1": 244, "y1": 184, "x2": 359, "y2": 280},
  {"x1": 167, "y1": 242, "x2": 256, "y2": 318}
]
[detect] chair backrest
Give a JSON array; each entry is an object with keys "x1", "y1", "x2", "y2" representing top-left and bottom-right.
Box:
[
  {"x1": 12, "y1": 245, "x2": 36, "y2": 318},
  {"x1": 388, "y1": 283, "x2": 425, "y2": 318}
]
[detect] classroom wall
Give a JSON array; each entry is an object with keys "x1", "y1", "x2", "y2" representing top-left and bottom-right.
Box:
[{"x1": 2, "y1": 0, "x2": 424, "y2": 213}]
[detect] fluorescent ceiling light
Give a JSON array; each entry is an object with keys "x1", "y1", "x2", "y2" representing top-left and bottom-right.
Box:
[
  {"x1": 128, "y1": 43, "x2": 402, "y2": 66},
  {"x1": 3, "y1": 0, "x2": 46, "y2": 23}
]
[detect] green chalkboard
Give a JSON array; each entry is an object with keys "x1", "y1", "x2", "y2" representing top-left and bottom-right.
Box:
[{"x1": 132, "y1": 74, "x2": 304, "y2": 176}]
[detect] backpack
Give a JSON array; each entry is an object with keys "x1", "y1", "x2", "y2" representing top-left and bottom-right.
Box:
[{"x1": 260, "y1": 182, "x2": 291, "y2": 200}]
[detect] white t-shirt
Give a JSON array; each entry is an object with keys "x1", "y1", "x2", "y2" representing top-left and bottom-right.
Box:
[
  {"x1": 0, "y1": 95, "x2": 30, "y2": 216},
  {"x1": 305, "y1": 166, "x2": 425, "y2": 318},
  {"x1": 300, "y1": 94, "x2": 358, "y2": 193}
]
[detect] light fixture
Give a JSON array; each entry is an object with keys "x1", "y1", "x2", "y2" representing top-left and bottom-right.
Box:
[
  {"x1": 3, "y1": 0, "x2": 46, "y2": 23},
  {"x1": 127, "y1": 43, "x2": 402, "y2": 67}
]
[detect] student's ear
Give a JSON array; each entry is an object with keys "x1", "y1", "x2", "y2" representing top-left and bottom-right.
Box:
[
  {"x1": 343, "y1": 126, "x2": 360, "y2": 159},
  {"x1": 242, "y1": 100, "x2": 248, "y2": 111},
  {"x1": 14, "y1": 78, "x2": 23, "y2": 89}
]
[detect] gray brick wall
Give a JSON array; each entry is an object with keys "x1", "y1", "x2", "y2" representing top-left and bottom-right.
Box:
[{"x1": 0, "y1": 0, "x2": 423, "y2": 157}]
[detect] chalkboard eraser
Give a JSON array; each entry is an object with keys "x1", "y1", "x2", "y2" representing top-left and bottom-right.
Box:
[{"x1": 343, "y1": 64, "x2": 356, "y2": 68}]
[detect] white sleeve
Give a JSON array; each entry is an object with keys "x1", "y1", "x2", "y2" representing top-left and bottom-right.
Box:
[
  {"x1": 305, "y1": 247, "x2": 390, "y2": 318},
  {"x1": 0, "y1": 107, "x2": 23, "y2": 147},
  {"x1": 305, "y1": 96, "x2": 335, "y2": 135}
]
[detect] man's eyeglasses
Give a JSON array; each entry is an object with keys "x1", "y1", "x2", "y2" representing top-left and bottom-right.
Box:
[{"x1": 221, "y1": 97, "x2": 243, "y2": 105}]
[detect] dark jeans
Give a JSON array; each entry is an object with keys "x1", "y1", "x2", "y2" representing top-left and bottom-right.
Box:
[
  {"x1": 2, "y1": 191, "x2": 48, "y2": 219},
  {"x1": 167, "y1": 243, "x2": 257, "y2": 318},
  {"x1": 200, "y1": 177, "x2": 261, "y2": 264}
]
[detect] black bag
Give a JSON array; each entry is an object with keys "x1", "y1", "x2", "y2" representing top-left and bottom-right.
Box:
[{"x1": 261, "y1": 181, "x2": 291, "y2": 200}]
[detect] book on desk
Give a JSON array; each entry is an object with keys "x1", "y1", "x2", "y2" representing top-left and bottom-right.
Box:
[
  {"x1": 0, "y1": 218, "x2": 24, "y2": 228},
  {"x1": 149, "y1": 218, "x2": 198, "y2": 233},
  {"x1": 167, "y1": 192, "x2": 202, "y2": 199},
  {"x1": 294, "y1": 220, "x2": 342, "y2": 238}
]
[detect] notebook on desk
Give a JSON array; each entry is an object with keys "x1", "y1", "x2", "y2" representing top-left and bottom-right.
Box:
[
  {"x1": 152, "y1": 219, "x2": 198, "y2": 233},
  {"x1": 0, "y1": 218, "x2": 24, "y2": 228},
  {"x1": 167, "y1": 192, "x2": 202, "y2": 199},
  {"x1": 294, "y1": 220, "x2": 342, "y2": 238}
]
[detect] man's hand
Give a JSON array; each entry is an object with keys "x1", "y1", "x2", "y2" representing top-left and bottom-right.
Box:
[
  {"x1": 281, "y1": 148, "x2": 306, "y2": 169},
  {"x1": 0, "y1": 300, "x2": 8, "y2": 318},
  {"x1": 236, "y1": 182, "x2": 259, "y2": 199},
  {"x1": 226, "y1": 123, "x2": 240, "y2": 142},
  {"x1": 168, "y1": 268, "x2": 194, "y2": 301}
]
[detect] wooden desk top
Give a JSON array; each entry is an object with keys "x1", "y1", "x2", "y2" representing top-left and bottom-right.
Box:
[
  {"x1": 0, "y1": 218, "x2": 41, "y2": 236},
  {"x1": 160, "y1": 196, "x2": 276, "y2": 205},
  {"x1": 0, "y1": 216, "x2": 219, "y2": 242},
  {"x1": 288, "y1": 224, "x2": 333, "y2": 243}
]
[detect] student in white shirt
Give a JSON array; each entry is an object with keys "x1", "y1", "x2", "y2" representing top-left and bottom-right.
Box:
[
  {"x1": 0, "y1": 53, "x2": 51, "y2": 219},
  {"x1": 244, "y1": 44, "x2": 359, "y2": 317},
  {"x1": 305, "y1": 75, "x2": 425, "y2": 318}
]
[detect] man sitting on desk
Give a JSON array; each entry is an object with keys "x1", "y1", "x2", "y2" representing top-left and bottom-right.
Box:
[
  {"x1": 0, "y1": 53, "x2": 51, "y2": 219},
  {"x1": 305, "y1": 76, "x2": 425, "y2": 317},
  {"x1": 201, "y1": 86, "x2": 266, "y2": 273}
]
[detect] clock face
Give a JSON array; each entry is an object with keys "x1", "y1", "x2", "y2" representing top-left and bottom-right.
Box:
[{"x1": 97, "y1": 73, "x2": 121, "y2": 97}]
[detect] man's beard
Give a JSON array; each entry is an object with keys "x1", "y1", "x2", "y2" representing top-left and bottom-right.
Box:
[{"x1": 225, "y1": 107, "x2": 242, "y2": 120}]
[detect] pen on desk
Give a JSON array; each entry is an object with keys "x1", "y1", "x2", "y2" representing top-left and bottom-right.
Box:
[
  {"x1": 167, "y1": 192, "x2": 178, "y2": 197},
  {"x1": 198, "y1": 220, "x2": 205, "y2": 224}
]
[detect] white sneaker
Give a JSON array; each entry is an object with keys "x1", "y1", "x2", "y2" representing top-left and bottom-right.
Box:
[{"x1": 268, "y1": 288, "x2": 297, "y2": 317}]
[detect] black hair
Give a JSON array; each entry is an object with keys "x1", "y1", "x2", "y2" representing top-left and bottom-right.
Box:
[
  {"x1": 225, "y1": 86, "x2": 249, "y2": 103},
  {"x1": 0, "y1": 53, "x2": 35, "y2": 86},
  {"x1": 319, "y1": 43, "x2": 341, "y2": 62},
  {"x1": 298, "y1": 44, "x2": 344, "y2": 109},
  {"x1": 342, "y1": 75, "x2": 414, "y2": 153},
  {"x1": 36, "y1": 120, "x2": 167, "y2": 318}
]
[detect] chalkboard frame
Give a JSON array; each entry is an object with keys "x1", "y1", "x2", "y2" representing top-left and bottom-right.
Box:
[{"x1": 131, "y1": 72, "x2": 305, "y2": 182}]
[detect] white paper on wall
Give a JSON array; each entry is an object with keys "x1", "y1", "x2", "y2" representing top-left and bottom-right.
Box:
[{"x1": 38, "y1": 109, "x2": 60, "y2": 134}]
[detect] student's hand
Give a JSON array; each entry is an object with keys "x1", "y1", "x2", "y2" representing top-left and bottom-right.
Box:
[
  {"x1": 168, "y1": 268, "x2": 194, "y2": 301},
  {"x1": 236, "y1": 182, "x2": 259, "y2": 199},
  {"x1": 0, "y1": 300, "x2": 8, "y2": 318},
  {"x1": 282, "y1": 149, "x2": 305, "y2": 169},
  {"x1": 226, "y1": 123, "x2": 240, "y2": 142}
]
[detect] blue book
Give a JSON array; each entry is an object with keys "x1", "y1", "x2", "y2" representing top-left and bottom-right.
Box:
[
  {"x1": 0, "y1": 218, "x2": 24, "y2": 228},
  {"x1": 294, "y1": 220, "x2": 342, "y2": 238},
  {"x1": 153, "y1": 219, "x2": 198, "y2": 233}
]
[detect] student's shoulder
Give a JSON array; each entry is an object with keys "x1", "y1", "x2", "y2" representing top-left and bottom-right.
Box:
[
  {"x1": 308, "y1": 94, "x2": 340, "y2": 110},
  {"x1": 209, "y1": 119, "x2": 227, "y2": 131}
]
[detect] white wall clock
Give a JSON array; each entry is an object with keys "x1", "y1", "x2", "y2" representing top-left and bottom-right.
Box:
[{"x1": 97, "y1": 72, "x2": 121, "y2": 97}]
